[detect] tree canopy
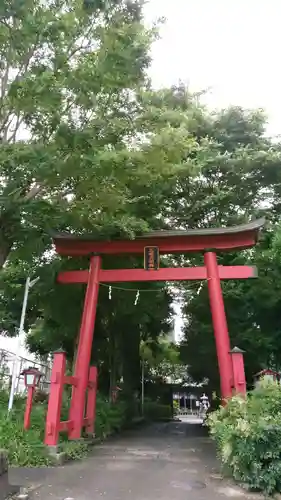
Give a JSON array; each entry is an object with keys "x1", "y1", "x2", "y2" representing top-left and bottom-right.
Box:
[{"x1": 1, "y1": 0, "x2": 281, "y2": 398}]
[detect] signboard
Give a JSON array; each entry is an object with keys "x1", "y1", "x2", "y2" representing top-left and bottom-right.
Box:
[{"x1": 144, "y1": 246, "x2": 159, "y2": 271}]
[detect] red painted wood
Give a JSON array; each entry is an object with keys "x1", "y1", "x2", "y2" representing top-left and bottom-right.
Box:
[
  {"x1": 24, "y1": 387, "x2": 34, "y2": 430},
  {"x1": 63, "y1": 376, "x2": 78, "y2": 386},
  {"x1": 59, "y1": 420, "x2": 74, "y2": 432},
  {"x1": 57, "y1": 265, "x2": 257, "y2": 284},
  {"x1": 45, "y1": 351, "x2": 66, "y2": 446},
  {"x1": 231, "y1": 352, "x2": 246, "y2": 396},
  {"x1": 85, "y1": 366, "x2": 98, "y2": 436},
  {"x1": 68, "y1": 256, "x2": 101, "y2": 440},
  {"x1": 58, "y1": 270, "x2": 89, "y2": 283},
  {"x1": 54, "y1": 231, "x2": 257, "y2": 256},
  {"x1": 204, "y1": 252, "x2": 233, "y2": 402}
]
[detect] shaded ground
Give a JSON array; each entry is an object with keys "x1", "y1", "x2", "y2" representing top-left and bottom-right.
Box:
[
  {"x1": 0, "y1": 472, "x2": 18, "y2": 500},
  {"x1": 24, "y1": 417, "x2": 261, "y2": 500}
]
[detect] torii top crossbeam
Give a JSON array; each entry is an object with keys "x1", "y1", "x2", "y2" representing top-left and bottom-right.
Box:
[{"x1": 52, "y1": 218, "x2": 265, "y2": 257}]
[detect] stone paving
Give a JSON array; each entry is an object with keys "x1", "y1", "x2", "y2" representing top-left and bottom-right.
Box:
[{"x1": 24, "y1": 417, "x2": 262, "y2": 500}]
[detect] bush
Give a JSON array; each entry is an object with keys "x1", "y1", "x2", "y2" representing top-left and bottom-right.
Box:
[
  {"x1": 143, "y1": 401, "x2": 173, "y2": 421},
  {"x1": 94, "y1": 396, "x2": 128, "y2": 438},
  {"x1": 61, "y1": 440, "x2": 88, "y2": 460},
  {"x1": 208, "y1": 380, "x2": 281, "y2": 496},
  {"x1": 173, "y1": 400, "x2": 180, "y2": 414},
  {"x1": 0, "y1": 392, "x2": 51, "y2": 466},
  {"x1": 0, "y1": 389, "x2": 132, "y2": 466}
]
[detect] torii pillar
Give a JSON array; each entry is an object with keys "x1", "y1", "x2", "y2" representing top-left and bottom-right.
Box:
[{"x1": 205, "y1": 251, "x2": 233, "y2": 400}]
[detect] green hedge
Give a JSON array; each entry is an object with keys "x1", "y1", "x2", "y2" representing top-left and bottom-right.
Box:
[
  {"x1": 208, "y1": 381, "x2": 281, "y2": 496},
  {"x1": 143, "y1": 401, "x2": 173, "y2": 421}
]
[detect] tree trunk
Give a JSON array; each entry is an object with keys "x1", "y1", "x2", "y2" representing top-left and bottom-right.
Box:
[
  {"x1": 0, "y1": 209, "x2": 22, "y2": 268},
  {"x1": 72, "y1": 335, "x2": 79, "y2": 372},
  {"x1": 109, "y1": 331, "x2": 117, "y2": 402},
  {"x1": 121, "y1": 328, "x2": 141, "y2": 398},
  {"x1": 0, "y1": 237, "x2": 12, "y2": 268}
]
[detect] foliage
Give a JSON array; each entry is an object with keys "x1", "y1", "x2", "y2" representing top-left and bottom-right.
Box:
[
  {"x1": 143, "y1": 400, "x2": 173, "y2": 421},
  {"x1": 177, "y1": 104, "x2": 281, "y2": 389},
  {"x1": 0, "y1": 391, "x2": 51, "y2": 466},
  {"x1": 0, "y1": 386, "x2": 132, "y2": 466},
  {"x1": 2, "y1": 5, "x2": 281, "y2": 397},
  {"x1": 0, "y1": 0, "x2": 189, "y2": 396},
  {"x1": 140, "y1": 338, "x2": 180, "y2": 379},
  {"x1": 0, "y1": 0, "x2": 162, "y2": 269},
  {"x1": 95, "y1": 394, "x2": 128, "y2": 437},
  {"x1": 60, "y1": 440, "x2": 89, "y2": 460},
  {"x1": 208, "y1": 380, "x2": 281, "y2": 495},
  {"x1": 173, "y1": 399, "x2": 180, "y2": 414},
  {"x1": 180, "y1": 230, "x2": 281, "y2": 389},
  {"x1": 3, "y1": 6, "x2": 281, "y2": 487}
]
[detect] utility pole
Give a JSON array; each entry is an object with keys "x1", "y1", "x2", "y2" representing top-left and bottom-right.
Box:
[
  {"x1": 8, "y1": 276, "x2": 40, "y2": 413},
  {"x1": 141, "y1": 359, "x2": 145, "y2": 415}
]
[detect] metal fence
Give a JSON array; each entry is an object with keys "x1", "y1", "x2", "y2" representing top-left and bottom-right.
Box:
[
  {"x1": 177, "y1": 409, "x2": 197, "y2": 416},
  {"x1": 0, "y1": 348, "x2": 51, "y2": 394}
]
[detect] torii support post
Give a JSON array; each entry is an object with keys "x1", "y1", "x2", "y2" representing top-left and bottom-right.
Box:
[
  {"x1": 204, "y1": 252, "x2": 233, "y2": 401},
  {"x1": 45, "y1": 350, "x2": 66, "y2": 447},
  {"x1": 230, "y1": 347, "x2": 246, "y2": 396},
  {"x1": 84, "y1": 365, "x2": 98, "y2": 436},
  {"x1": 44, "y1": 352, "x2": 98, "y2": 447},
  {"x1": 68, "y1": 255, "x2": 101, "y2": 440}
]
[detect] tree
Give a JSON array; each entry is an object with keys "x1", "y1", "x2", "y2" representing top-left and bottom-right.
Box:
[
  {"x1": 0, "y1": 3, "x2": 202, "y2": 401},
  {"x1": 171, "y1": 105, "x2": 281, "y2": 389},
  {"x1": 180, "y1": 229, "x2": 281, "y2": 390},
  {"x1": 0, "y1": 0, "x2": 159, "y2": 267},
  {"x1": 140, "y1": 338, "x2": 179, "y2": 377},
  {"x1": 0, "y1": 81, "x2": 210, "y2": 356},
  {"x1": 3, "y1": 66, "x2": 281, "y2": 399}
]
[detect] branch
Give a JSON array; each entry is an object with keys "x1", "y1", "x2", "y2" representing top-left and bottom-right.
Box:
[
  {"x1": 0, "y1": 14, "x2": 15, "y2": 100},
  {"x1": 67, "y1": 24, "x2": 94, "y2": 59},
  {"x1": 0, "y1": 112, "x2": 11, "y2": 135},
  {"x1": 1, "y1": 63, "x2": 10, "y2": 101},
  {"x1": 24, "y1": 183, "x2": 43, "y2": 201},
  {"x1": 13, "y1": 42, "x2": 38, "y2": 86},
  {"x1": 1, "y1": 114, "x2": 14, "y2": 142},
  {"x1": 8, "y1": 114, "x2": 25, "y2": 143}
]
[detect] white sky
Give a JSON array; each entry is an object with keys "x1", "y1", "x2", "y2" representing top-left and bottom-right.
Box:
[{"x1": 144, "y1": 0, "x2": 281, "y2": 138}]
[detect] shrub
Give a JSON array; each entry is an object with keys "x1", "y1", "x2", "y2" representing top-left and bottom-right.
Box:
[
  {"x1": 94, "y1": 396, "x2": 128, "y2": 438},
  {"x1": 208, "y1": 380, "x2": 281, "y2": 496},
  {"x1": 143, "y1": 401, "x2": 173, "y2": 421},
  {"x1": 0, "y1": 389, "x2": 131, "y2": 466},
  {"x1": 0, "y1": 398, "x2": 51, "y2": 466},
  {"x1": 61, "y1": 440, "x2": 88, "y2": 460},
  {"x1": 173, "y1": 400, "x2": 180, "y2": 414}
]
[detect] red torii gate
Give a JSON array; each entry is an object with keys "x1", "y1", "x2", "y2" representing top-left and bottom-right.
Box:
[{"x1": 44, "y1": 218, "x2": 265, "y2": 447}]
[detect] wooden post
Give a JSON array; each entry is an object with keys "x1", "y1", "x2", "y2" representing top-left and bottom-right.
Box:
[
  {"x1": 23, "y1": 387, "x2": 34, "y2": 430},
  {"x1": 44, "y1": 350, "x2": 66, "y2": 447},
  {"x1": 230, "y1": 347, "x2": 246, "y2": 396},
  {"x1": 69, "y1": 255, "x2": 101, "y2": 439},
  {"x1": 85, "y1": 366, "x2": 98, "y2": 436},
  {"x1": 204, "y1": 252, "x2": 233, "y2": 401}
]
